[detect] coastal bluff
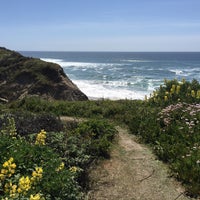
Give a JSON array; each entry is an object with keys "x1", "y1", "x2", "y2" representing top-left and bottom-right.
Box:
[{"x1": 0, "y1": 47, "x2": 88, "y2": 102}]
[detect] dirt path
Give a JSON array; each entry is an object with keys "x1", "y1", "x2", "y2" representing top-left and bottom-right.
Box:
[{"x1": 86, "y1": 126, "x2": 193, "y2": 200}]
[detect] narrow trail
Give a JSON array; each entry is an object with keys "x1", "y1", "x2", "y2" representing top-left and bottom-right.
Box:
[{"x1": 86, "y1": 126, "x2": 192, "y2": 200}]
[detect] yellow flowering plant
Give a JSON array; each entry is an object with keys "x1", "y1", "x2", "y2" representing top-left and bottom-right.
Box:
[
  {"x1": 0, "y1": 156, "x2": 44, "y2": 199},
  {"x1": 0, "y1": 115, "x2": 106, "y2": 199},
  {"x1": 30, "y1": 193, "x2": 43, "y2": 200},
  {"x1": 18, "y1": 176, "x2": 32, "y2": 194},
  {"x1": 31, "y1": 167, "x2": 43, "y2": 183},
  {"x1": 55, "y1": 162, "x2": 65, "y2": 172},
  {"x1": 35, "y1": 130, "x2": 47, "y2": 145},
  {"x1": 0, "y1": 157, "x2": 16, "y2": 180},
  {"x1": 0, "y1": 117, "x2": 17, "y2": 138},
  {"x1": 147, "y1": 79, "x2": 200, "y2": 106},
  {"x1": 0, "y1": 131, "x2": 83, "y2": 199},
  {"x1": 69, "y1": 166, "x2": 78, "y2": 173}
]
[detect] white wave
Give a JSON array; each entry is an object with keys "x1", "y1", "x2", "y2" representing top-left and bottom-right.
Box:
[
  {"x1": 41, "y1": 58, "x2": 63, "y2": 63},
  {"x1": 170, "y1": 69, "x2": 184, "y2": 75},
  {"x1": 148, "y1": 79, "x2": 162, "y2": 91},
  {"x1": 73, "y1": 80, "x2": 150, "y2": 100},
  {"x1": 121, "y1": 59, "x2": 151, "y2": 63},
  {"x1": 41, "y1": 58, "x2": 124, "y2": 69},
  {"x1": 41, "y1": 58, "x2": 97, "y2": 68},
  {"x1": 101, "y1": 78, "x2": 149, "y2": 88},
  {"x1": 102, "y1": 80, "x2": 132, "y2": 87},
  {"x1": 183, "y1": 68, "x2": 200, "y2": 72},
  {"x1": 169, "y1": 68, "x2": 199, "y2": 77}
]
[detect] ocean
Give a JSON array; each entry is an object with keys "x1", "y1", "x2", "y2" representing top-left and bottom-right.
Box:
[{"x1": 20, "y1": 51, "x2": 200, "y2": 100}]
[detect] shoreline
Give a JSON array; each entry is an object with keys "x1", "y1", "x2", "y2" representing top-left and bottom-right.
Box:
[{"x1": 87, "y1": 96, "x2": 144, "y2": 101}]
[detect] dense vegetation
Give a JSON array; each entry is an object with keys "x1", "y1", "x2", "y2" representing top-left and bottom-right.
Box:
[
  {"x1": 1, "y1": 78, "x2": 200, "y2": 199},
  {"x1": 0, "y1": 116, "x2": 116, "y2": 199}
]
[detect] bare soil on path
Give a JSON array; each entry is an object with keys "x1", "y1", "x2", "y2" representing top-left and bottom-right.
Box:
[{"x1": 86, "y1": 126, "x2": 193, "y2": 200}]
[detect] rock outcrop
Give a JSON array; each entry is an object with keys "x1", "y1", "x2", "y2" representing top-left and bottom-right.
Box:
[{"x1": 0, "y1": 47, "x2": 88, "y2": 102}]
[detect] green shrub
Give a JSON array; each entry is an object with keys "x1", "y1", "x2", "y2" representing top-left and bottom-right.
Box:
[
  {"x1": 75, "y1": 119, "x2": 117, "y2": 158},
  {"x1": 42, "y1": 119, "x2": 117, "y2": 188},
  {"x1": 147, "y1": 79, "x2": 200, "y2": 107},
  {"x1": 155, "y1": 103, "x2": 200, "y2": 194},
  {"x1": 0, "y1": 134, "x2": 83, "y2": 199}
]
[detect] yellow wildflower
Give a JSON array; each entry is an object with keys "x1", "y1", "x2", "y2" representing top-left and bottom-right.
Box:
[
  {"x1": 9, "y1": 184, "x2": 17, "y2": 198},
  {"x1": 176, "y1": 85, "x2": 181, "y2": 94},
  {"x1": 18, "y1": 176, "x2": 31, "y2": 194},
  {"x1": 3, "y1": 161, "x2": 9, "y2": 168},
  {"x1": 172, "y1": 84, "x2": 176, "y2": 90},
  {"x1": 196, "y1": 90, "x2": 200, "y2": 99},
  {"x1": 17, "y1": 187, "x2": 22, "y2": 193},
  {"x1": 0, "y1": 173, "x2": 5, "y2": 180},
  {"x1": 9, "y1": 118, "x2": 17, "y2": 138},
  {"x1": 1, "y1": 169, "x2": 8, "y2": 174},
  {"x1": 31, "y1": 167, "x2": 43, "y2": 183},
  {"x1": 3, "y1": 157, "x2": 14, "y2": 168},
  {"x1": 191, "y1": 90, "x2": 196, "y2": 98},
  {"x1": 4, "y1": 182, "x2": 12, "y2": 193},
  {"x1": 30, "y1": 193, "x2": 41, "y2": 200},
  {"x1": 0, "y1": 157, "x2": 16, "y2": 179},
  {"x1": 164, "y1": 96, "x2": 168, "y2": 101},
  {"x1": 4, "y1": 182, "x2": 17, "y2": 198},
  {"x1": 56, "y1": 162, "x2": 65, "y2": 172},
  {"x1": 170, "y1": 88, "x2": 174, "y2": 94},
  {"x1": 69, "y1": 166, "x2": 78, "y2": 173},
  {"x1": 35, "y1": 130, "x2": 47, "y2": 145}
]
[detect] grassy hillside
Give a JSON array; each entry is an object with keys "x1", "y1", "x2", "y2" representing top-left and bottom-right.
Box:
[{"x1": 0, "y1": 47, "x2": 88, "y2": 102}]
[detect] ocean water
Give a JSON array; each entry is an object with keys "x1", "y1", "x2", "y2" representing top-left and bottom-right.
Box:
[{"x1": 21, "y1": 52, "x2": 200, "y2": 100}]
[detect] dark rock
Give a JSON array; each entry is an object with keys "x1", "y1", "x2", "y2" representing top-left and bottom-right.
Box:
[{"x1": 0, "y1": 47, "x2": 88, "y2": 102}]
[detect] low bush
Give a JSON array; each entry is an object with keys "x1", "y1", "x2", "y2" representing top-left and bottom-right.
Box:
[
  {"x1": 154, "y1": 103, "x2": 200, "y2": 196},
  {"x1": 147, "y1": 78, "x2": 200, "y2": 107},
  {"x1": 0, "y1": 131, "x2": 82, "y2": 200},
  {"x1": 75, "y1": 119, "x2": 117, "y2": 158},
  {"x1": 0, "y1": 116, "x2": 117, "y2": 199}
]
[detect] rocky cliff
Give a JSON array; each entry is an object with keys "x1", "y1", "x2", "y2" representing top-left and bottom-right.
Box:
[{"x1": 0, "y1": 47, "x2": 88, "y2": 102}]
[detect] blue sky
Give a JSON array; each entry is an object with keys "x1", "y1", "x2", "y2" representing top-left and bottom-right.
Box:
[{"x1": 1, "y1": 0, "x2": 200, "y2": 51}]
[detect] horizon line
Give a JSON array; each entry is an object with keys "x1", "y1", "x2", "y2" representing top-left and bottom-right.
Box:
[{"x1": 18, "y1": 50, "x2": 200, "y2": 53}]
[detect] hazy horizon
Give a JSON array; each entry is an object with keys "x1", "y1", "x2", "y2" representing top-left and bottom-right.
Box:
[{"x1": 20, "y1": 50, "x2": 200, "y2": 53}]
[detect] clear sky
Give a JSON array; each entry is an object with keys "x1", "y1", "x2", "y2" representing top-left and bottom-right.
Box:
[{"x1": 1, "y1": 0, "x2": 200, "y2": 51}]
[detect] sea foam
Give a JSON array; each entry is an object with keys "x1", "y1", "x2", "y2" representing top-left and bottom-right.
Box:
[{"x1": 73, "y1": 80, "x2": 148, "y2": 100}]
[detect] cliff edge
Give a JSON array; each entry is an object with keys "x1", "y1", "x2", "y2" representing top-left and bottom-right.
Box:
[{"x1": 0, "y1": 47, "x2": 88, "y2": 102}]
